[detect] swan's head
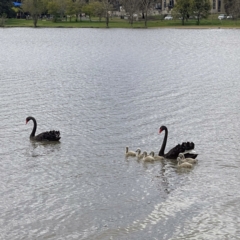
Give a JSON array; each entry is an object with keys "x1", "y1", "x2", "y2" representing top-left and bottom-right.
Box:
[
  {"x1": 143, "y1": 151, "x2": 148, "y2": 157},
  {"x1": 136, "y1": 149, "x2": 141, "y2": 155},
  {"x1": 26, "y1": 116, "x2": 33, "y2": 124},
  {"x1": 159, "y1": 126, "x2": 166, "y2": 134},
  {"x1": 178, "y1": 153, "x2": 185, "y2": 159},
  {"x1": 177, "y1": 157, "x2": 182, "y2": 163},
  {"x1": 149, "y1": 151, "x2": 155, "y2": 157}
]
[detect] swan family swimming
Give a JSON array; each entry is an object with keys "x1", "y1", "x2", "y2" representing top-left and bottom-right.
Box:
[
  {"x1": 125, "y1": 125, "x2": 198, "y2": 168},
  {"x1": 25, "y1": 118, "x2": 199, "y2": 169},
  {"x1": 25, "y1": 118, "x2": 196, "y2": 159}
]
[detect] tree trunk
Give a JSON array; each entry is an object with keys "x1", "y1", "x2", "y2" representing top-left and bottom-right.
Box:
[
  {"x1": 197, "y1": 14, "x2": 200, "y2": 25},
  {"x1": 33, "y1": 14, "x2": 38, "y2": 27},
  {"x1": 144, "y1": 12, "x2": 148, "y2": 27},
  {"x1": 0, "y1": 16, "x2": 4, "y2": 27},
  {"x1": 131, "y1": 15, "x2": 133, "y2": 27},
  {"x1": 53, "y1": 15, "x2": 57, "y2": 22},
  {"x1": 105, "y1": 11, "x2": 109, "y2": 28},
  {"x1": 106, "y1": 14, "x2": 109, "y2": 27}
]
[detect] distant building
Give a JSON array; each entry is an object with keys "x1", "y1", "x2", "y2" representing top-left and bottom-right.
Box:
[{"x1": 155, "y1": 0, "x2": 224, "y2": 14}]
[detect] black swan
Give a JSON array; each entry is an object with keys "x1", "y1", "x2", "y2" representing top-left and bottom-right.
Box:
[
  {"x1": 26, "y1": 116, "x2": 61, "y2": 141},
  {"x1": 158, "y1": 125, "x2": 198, "y2": 159}
]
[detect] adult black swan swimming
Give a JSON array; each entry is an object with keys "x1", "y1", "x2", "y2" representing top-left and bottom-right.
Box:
[
  {"x1": 158, "y1": 125, "x2": 198, "y2": 159},
  {"x1": 26, "y1": 116, "x2": 61, "y2": 141}
]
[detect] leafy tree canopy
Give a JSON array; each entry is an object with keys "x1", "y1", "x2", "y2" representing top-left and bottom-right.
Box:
[
  {"x1": 172, "y1": 0, "x2": 194, "y2": 25},
  {"x1": 22, "y1": 0, "x2": 44, "y2": 27},
  {"x1": 193, "y1": 0, "x2": 210, "y2": 24},
  {"x1": 224, "y1": 0, "x2": 240, "y2": 17},
  {"x1": 0, "y1": 0, "x2": 15, "y2": 17}
]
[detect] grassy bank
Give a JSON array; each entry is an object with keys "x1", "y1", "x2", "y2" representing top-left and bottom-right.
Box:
[{"x1": 3, "y1": 15, "x2": 240, "y2": 28}]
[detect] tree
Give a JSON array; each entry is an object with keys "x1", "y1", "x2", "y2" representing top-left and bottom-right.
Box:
[
  {"x1": 0, "y1": 13, "x2": 7, "y2": 27},
  {"x1": 57, "y1": 0, "x2": 67, "y2": 20},
  {"x1": 91, "y1": 1, "x2": 105, "y2": 21},
  {"x1": 224, "y1": 0, "x2": 240, "y2": 18},
  {"x1": 121, "y1": 0, "x2": 140, "y2": 26},
  {"x1": 172, "y1": 0, "x2": 193, "y2": 25},
  {"x1": 73, "y1": 0, "x2": 86, "y2": 21},
  {"x1": 101, "y1": 0, "x2": 113, "y2": 28},
  {"x1": 224, "y1": 0, "x2": 235, "y2": 15},
  {"x1": 140, "y1": 0, "x2": 153, "y2": 27},
  {"x1": 0, "y1": 0, "x2": 15, "y2": 18},
  {"x1": 82, "y1": 2, "x2": 95, "y2": 20},
  {"x1": 47, "y1": 0, "x2": 60, "y2": 22},
  {"x1": 193, "y1": 0, "x2": 210, "y2": 25},
  {"x1": 46, "y1": 0, "x2": 69, "y2": 22},
  {"x1": 232, "y1": 0, "x2": 240, "y2": 17},
  {"x1": 66, "y1": 0, "x2": 75, "y2": 21},
  {"x1": 22, "y1": 0, "x2": 44, "y2": 27}
]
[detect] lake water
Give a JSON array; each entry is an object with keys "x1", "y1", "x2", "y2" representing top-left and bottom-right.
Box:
[{"x1": 0, "y1": 27, "x2": 240, "y2": 239}]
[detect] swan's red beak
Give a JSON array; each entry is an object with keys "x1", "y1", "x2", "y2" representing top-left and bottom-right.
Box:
[
  {"x1": 159, "y1": 128, "x2": 162, "y2": 134},
  {"x1": 26, "y1": 120, "x2": 28, "y2": 124}
]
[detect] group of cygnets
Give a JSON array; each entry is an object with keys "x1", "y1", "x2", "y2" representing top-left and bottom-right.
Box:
[
  {"x1": 125, "y1": 147, "x2": 164, "y2": 161},
  {"x1": 125, "y1": 147, "x2": 198, "y2": 169}
]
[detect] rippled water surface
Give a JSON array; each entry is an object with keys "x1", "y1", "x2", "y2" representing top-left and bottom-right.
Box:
[{"x1": 0, "y1": 28, "x2": 240, "y2": 239}]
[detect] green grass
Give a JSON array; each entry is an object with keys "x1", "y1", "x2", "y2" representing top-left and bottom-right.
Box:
[{"x1": 3, "y1": 15, "x2": 240, "y2": 28}]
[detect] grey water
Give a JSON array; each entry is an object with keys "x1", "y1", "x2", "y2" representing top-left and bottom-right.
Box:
[{"x1": 0, "y1": 27, "x2": 240, "y2": 239}]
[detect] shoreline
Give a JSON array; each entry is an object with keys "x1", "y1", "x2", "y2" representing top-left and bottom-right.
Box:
[
  {"x1": 2, "y1": 25, "x2": 240, "y2": 29},
  {"x1": 2, "y1": 18, "x2": 240, "y2": 29}
]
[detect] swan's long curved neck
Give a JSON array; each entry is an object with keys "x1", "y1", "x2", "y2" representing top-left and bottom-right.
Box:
[
  {"x1": 30, "y1": 118, "x2": 37, "y2": 137},
  {"x1": 159, "y1": 127, "x2": 168, "y2": 156}
]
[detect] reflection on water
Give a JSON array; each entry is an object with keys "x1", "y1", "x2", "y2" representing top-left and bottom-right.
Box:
[
  {"x1": 0, "y1": 28, "x2": 240, "y2": 239},
  {"x1": 27, "y1": 141, "x2": 61, "y2": 158}
]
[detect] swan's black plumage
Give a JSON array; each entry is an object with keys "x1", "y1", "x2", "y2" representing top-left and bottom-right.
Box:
[
  {"x1": 158, "y1": 125, "x2": 197, "y2": 159},
  {"x1": 26, "y1": 116, "x2": 61, "y2": 141}
]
